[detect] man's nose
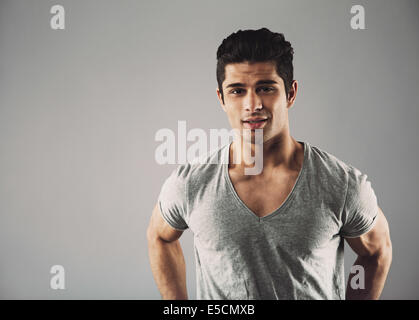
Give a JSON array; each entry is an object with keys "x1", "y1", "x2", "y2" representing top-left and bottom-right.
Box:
[{"x1": 244, "y1": 90, "x2": 262, "y2": 112}]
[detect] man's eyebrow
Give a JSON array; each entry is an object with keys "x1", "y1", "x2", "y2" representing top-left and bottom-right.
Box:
[
  {"x1": 255, "y1": 79, "x2": 278, "y2": 85},
  {"x1": 224, "y1": 79, "x2": 278, "y2": 89},
  {"x1": 225, "y1": 82, "x2": 245, "y2": 89}
]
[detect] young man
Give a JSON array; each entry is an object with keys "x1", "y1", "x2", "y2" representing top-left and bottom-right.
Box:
[{"x1": 147, "y1": 28, "x2": 392, "y2": 300}]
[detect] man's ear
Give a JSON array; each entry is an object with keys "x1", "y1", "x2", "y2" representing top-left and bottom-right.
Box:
[
  {"x1": 216, "y1": 88, "x2": 227, "y2": 112},
  {"x1": 286, "y1": 80, "x2": 298, "y2": 109}
]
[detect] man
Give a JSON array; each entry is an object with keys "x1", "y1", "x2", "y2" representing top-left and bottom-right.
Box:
[{"x1": 147, "y1": 28, "x2": 392, "y2": 300}]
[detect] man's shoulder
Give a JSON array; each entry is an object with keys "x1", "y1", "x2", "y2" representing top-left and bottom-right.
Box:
[
  {"x1": 166, "y1": 143, "x2": 228, "y2": 184},
  {"x1": 307, "y1": 142, "x2": 362, "y2": 183},
  {"x1": 305, "y1": 142, "x2": 373, "y2": 216}
]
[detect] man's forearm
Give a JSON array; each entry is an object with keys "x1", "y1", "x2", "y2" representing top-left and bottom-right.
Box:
[
  {"x1": 148, "y1": 238, "x2": 188, "y2": 299},
  {"x1": 346, "y1": 252, "x2": 392, "y2": 300}
]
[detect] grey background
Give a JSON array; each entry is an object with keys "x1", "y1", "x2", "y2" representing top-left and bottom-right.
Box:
[{"x1": 0, "y1": 0, "x2": 418, "y2": 299}]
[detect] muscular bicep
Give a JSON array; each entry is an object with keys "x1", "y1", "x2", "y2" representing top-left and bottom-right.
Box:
[
  {"x1": 147, "y1": 203, "x2": 184, "y2": 242},
  {"x1": 344, "y1": 206, "x2": 392, "y2": 257}
]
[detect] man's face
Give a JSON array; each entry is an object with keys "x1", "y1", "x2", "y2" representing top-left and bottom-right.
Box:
[{"x1": 217, "y1": 61, "x2": 297, "y2": 144}]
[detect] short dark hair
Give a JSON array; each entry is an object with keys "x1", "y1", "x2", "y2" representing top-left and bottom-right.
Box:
[{"x1": 216, "y1": 28, "x2": 294, "y2": 103}]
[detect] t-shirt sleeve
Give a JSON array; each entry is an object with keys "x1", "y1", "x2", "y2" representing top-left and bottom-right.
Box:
[
  {"x1": 340, "y1": 167, "x2": 379, "y2": 238},
  {"x1": 157, "y1": 166, "x2": 189, "y2": 231}
]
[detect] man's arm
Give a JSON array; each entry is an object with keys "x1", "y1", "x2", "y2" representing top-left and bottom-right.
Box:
[
  {"x1": 146, "y1": 203, "x2": 188, "y2": 299},
  {"x1": 344, "y1": 206, "x2": 392, "y2": 300}
]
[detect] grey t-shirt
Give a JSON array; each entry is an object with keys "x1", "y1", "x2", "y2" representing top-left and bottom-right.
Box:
[{"x1": 157, "y1": 141, "x2": 379, "y2": 300}]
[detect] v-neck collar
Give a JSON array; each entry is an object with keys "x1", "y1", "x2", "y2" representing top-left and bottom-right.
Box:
[{"x1": 223, "y1": 140, "x2": 308, "y2": 222}]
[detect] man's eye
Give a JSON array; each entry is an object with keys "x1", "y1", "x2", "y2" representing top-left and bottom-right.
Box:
[
  {"x1": 258, "y1": 86, "x2": 275, "y2": 93},
  {"x1": 230, "y1": 89, "x2": 244, "y2": 94}
]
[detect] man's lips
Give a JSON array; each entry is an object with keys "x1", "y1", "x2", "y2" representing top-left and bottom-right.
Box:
[{"x1": 241, "y1": 118, "x2": 268, "y2": 129}]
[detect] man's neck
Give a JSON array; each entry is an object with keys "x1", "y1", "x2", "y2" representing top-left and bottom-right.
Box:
[{"x1": 229, "y1": 134, "x2": 302, "y2": 177}]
